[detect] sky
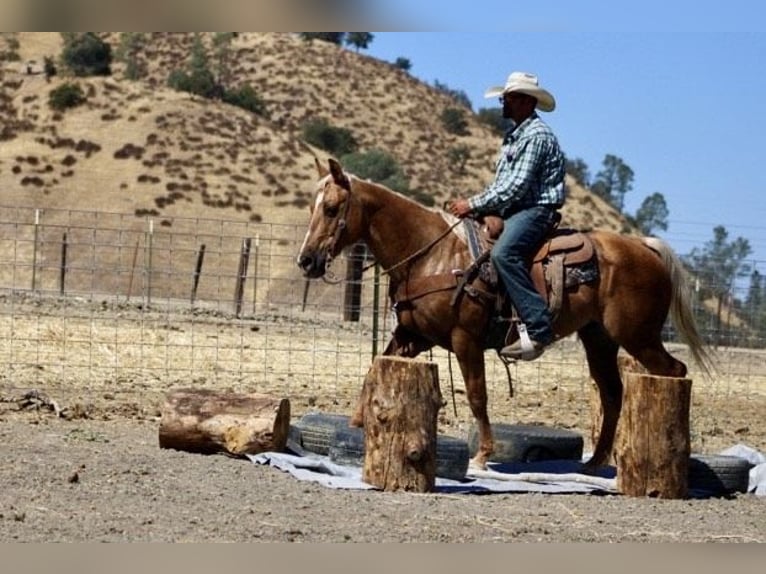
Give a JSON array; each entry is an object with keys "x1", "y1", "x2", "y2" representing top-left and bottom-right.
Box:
[{"x1": 356, "y1": 5, "x2": 766, "y2": 294}]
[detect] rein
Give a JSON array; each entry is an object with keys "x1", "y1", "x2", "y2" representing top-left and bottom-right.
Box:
[{"x1": 363, "y1": 218, "x2": 463, "y2": 277}]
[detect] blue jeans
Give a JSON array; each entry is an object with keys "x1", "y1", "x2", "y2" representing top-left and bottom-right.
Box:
[{"x1": 490, "y1": 206, "x2": 558, "y2": 344}]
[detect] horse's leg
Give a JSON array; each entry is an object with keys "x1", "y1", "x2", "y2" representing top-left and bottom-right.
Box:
[
  {"x1": 452, "y1": 332, "x2": 492, "y2": 470},
  {"x1": 352, "y1": 328, "x2": 435, "y2": 425},
  {"x1": 383, "y1": 325, "x2": 434, "y2": 358},
  {"x1": 578, "y1": 322, "x2": 622, "y2": 468},
  {"x1": 622, "y1": 337, "x2": 688, "y2": 378}
]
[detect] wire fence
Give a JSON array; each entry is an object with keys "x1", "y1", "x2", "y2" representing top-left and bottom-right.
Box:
[{"x1": 0, "y1": 205, "x2": 764, "y2": 442}]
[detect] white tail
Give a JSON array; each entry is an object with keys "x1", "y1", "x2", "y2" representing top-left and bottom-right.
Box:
[{"x1": 642, "y1": 237, "x2": 714, "y2": 376}]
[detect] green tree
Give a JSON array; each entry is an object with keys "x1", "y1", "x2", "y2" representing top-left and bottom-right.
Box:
[
  {"x1": 167, "y1": 33, "x2": 216, "y2": 98},
  {"x1": 43, "y1": 56, "x2": 57, "y2": 81},
  {"x1": 212, "y1": 32, "x2": 235, "y2": 91},
  {"x1": 116, "y1": 33, "x2": 147, "y2": 80},
  {"x1": 299, "y1": 33, "x2": 346, "y2": 45},
  {"x1": 685, "y1": 225, "x2": 752, "y2": 345},
  {"x1": 60, "y1": 32, "x2": 112, "y2": 76},
  {"x1": 633, "y1": 192, "x2": 669, "y2": 236},
  {"x1": 393, "y1": 57, "x2": 411, "y2": 72},
  {"x1": 345, "y1": 33, "x2": 374, "y2": 52},
  {"x1": 745, "y1": 270, "x2": 766, "y2": 342},
  {"x1": 592, "y1": 154, "x2": 634, "y2": 212},
  {"x1": 565, "y1": 157, "x2": 590, "y2": 187}
]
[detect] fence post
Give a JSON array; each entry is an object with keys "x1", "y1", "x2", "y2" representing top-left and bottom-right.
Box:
[
  {"x1": 191, "y1": 243, "x2": 206, "y2": 305},
  {"x1": 31, "y1": 209, "x2": 40, "y2": 291},
  {"x1": 126, "y1": 237, "x2": 140, "y2": 302},
  {"x1": 146, "y1": 219, "x2": 154, "y2": 306},
  {"x1": 59, "y1": 231, "x2": 68, "y2": 295},
  {"x1": 251, "y1": 234, "x2": 259, "y2": 315},
  {"x1": 234, "y1": 237, "x2": 251, "y2": 317},
  {"x1": 343, "y1": 243, "x2": 366, "y2": 321},
  {"x1": 372, "y1": 262, "x2": 381, "y2": 358}
]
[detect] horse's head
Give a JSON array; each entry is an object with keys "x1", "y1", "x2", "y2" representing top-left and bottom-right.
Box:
[{"x1": 297, "y1": 158, "x2": 363, "y2": 278}]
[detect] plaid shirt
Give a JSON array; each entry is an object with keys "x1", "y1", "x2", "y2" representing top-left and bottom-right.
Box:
[{"x1": 468, "y1": 113, "x2": 565, "y2": 218}]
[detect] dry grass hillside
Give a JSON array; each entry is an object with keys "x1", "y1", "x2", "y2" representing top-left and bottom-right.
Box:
[{"x1": 0, "y1": 32, "x2": 632, "y2": 243}]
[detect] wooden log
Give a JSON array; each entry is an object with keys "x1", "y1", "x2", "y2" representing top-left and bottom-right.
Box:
[
  {"x1": 615, "y1": 372, "x2": 692, "y2": 498},
  {"x1": 353, "y1": 356, "x2": 443, "y2": 492},
  {"x1": 159, "y1": 389, "x2": 290, "y2": 457}
]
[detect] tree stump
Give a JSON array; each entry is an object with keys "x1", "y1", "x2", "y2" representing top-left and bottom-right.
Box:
[
  {"x1": 615, "y1": 372, "x2": 692, "y2": 498},
  {"x1": 353, "y1": 356, "x2": 443, "y2": 492},
  {"x1": 159, "y1": 389, "x2": 290, "y2": 457}
]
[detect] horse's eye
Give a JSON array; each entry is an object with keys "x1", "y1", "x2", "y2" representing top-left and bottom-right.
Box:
[{"x1": 323, "y1": 204, "x2": 339, "y2": 218}]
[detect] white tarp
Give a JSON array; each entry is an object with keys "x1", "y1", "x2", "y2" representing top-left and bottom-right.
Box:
[{"x1": 249, "y1": 444, "x2": 766, "y2": 496}]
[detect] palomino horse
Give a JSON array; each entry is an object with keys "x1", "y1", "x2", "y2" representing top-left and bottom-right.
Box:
[{"x1": 297, "y1": 158, "x2": 713, "y2": 469}]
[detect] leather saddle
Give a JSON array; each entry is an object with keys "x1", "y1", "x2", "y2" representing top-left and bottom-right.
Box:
[{"x1": 460, "y1": 215, "x2": 599, "y2": 320}]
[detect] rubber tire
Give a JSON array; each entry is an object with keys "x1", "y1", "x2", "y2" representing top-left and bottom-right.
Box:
[
  {"x1": 329, "y1": 427, "x2": 470, "y2": 481},
  {"x1": 285, "y1": 424, "x2": 306, "y2": 455},
  {"x1": 688, "y1": 454, "x2": 752, "y2": 495},
  {"x1": 295, "y1": 413, "x2": 353, "y2": 455},
  {"x1": 467, "y1": 423, "x2": 584, "y2": 463}
]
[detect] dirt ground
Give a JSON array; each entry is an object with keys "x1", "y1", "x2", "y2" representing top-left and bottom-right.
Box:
[
  {"x1": 0, "y1": 413, "x2": 763, "y2": 543},
  {"x1": 0, "y1": 297, "x2": 765, "y2": 542}
]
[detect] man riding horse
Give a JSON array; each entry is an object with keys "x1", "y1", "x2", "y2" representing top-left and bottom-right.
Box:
[{"x1": 449, "y1": 71, "x2": 565, "y2": 362}]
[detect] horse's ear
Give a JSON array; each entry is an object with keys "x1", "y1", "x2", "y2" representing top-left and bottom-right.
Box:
[
  {"x1": 328, "y1": 158, "x2": 350, "y2": 189},
  {"x1": 315, "y1": 156, "x2": 329, "y2": 178}
]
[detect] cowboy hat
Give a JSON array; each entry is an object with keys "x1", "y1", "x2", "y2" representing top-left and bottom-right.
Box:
[{"x1": 484, "y1": 71, "x2": 556, "y2": 112}]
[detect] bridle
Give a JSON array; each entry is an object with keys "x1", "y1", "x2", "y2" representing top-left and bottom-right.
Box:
[
  {"x1": 320, "y1": 173, "x2": 461, "y2": 282},
  {"x1": 318, "y1": 175, "x2": 353, "y2": 284}
]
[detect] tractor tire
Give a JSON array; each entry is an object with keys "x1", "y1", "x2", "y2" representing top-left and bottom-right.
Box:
[
  {"x1": 688, "y1": 454, "x2": 752, "y2": 495},
  {"x1": 329, "y1": 426, "x2": 470, "y2": 481},
  {"x1": 467, "y1": 423, "x2": 584, "y2": 464},
  {"x1": 294, "y1": 413, "x2": 353, "y2": 455}
]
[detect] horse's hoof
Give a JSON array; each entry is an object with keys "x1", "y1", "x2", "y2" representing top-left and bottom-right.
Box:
[{"x1": 468, "y1": 458, "x2": 487, "y2": 472}]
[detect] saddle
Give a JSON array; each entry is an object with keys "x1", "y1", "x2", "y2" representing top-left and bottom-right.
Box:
[{"x1": 457, "y1": 215, "x2": 599, "y2": 322}]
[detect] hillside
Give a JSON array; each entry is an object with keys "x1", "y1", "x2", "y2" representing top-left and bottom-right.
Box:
[{"x1": 0, "y1": 32, "x2": 632, "y2": 237}]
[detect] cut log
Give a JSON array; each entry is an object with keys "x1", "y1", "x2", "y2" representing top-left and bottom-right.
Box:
[
  {"x1": 615, "y1": 372, "x2": 692, "y2": 498},
  {"x1": 354, "y1": 356, "x2": 443, "y2": 492},
  {"x1": 159, "y1": 389, "x2": 290, "y2": 457}
]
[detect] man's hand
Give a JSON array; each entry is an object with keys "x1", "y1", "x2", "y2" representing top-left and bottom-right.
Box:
[{"x1": 448, "y1": 198, "x2": 472, "y2": 218}]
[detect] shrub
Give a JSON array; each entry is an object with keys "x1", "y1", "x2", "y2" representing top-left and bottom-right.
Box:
[
  {"x1": 167, "y1": 68, "x2": 217, "y2": 99},
  {"x1": 441, "y1": 107, "x2": 469, "y2": 136},
  {"x1": 222, "y1": 85, "x2": 268, "y2": 117},
  {"x1": 447, "y1": 144, "x2": 471, "y2": 174},
  {"x1": 340, "y1": 149, "x2": 434, "y2": 206},
  {"x1": 298, "y1": 33, "x2": 346, "y2": 45},
  {"x1": 433, "y1": 80, "x2": 472, "y2": 109},
  {"x1": 301, "y1": 118, "x2": 358, "y2": 157},
  {"x1": 48, "y1": 83, "x2": 86, "y2": 111},
  {"x1": 476, "y1": 107, "x2": 511, "y2": 136}
]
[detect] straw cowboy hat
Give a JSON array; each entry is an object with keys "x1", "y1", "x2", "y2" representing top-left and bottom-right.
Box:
[{"x1": 484, "y1": 71, "x2": 556, "y2": 112}]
